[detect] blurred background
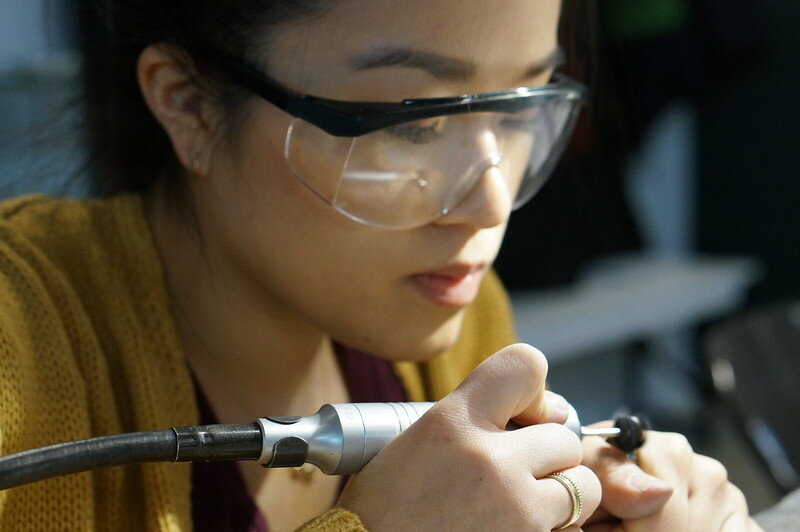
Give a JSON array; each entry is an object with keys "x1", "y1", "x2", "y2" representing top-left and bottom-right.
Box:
[{"x1": 1, "y1": 0, "x2": 798, "y2": 514}]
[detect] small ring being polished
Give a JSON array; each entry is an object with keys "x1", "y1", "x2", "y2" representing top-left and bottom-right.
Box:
[{"x1": 545, "y1": 471, "x2": 583, "y2": 529}]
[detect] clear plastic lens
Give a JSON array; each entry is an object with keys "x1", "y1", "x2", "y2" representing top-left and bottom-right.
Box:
[
  {"x1": 285, "y1": 95, "x2": 580, "y2": 228},
  {"x1": 512, "y1": 97, "x2": 577, "y2": 208}
]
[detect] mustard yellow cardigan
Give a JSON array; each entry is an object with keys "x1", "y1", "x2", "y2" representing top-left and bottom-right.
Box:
[{"x1": 0, "y1": 194, "x2": 517, "y2": 531}]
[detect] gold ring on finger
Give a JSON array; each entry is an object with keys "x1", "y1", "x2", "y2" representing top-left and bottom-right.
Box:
[{"x1": 545, "y1": 471, "x2": 583, "y2": 530}]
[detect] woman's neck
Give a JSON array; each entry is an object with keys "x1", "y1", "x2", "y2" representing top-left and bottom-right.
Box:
[{"x1": 144, "y1": 186, "x2": 349, "y2": 422}]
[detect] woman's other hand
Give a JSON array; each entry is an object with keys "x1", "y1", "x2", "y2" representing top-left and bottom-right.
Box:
[
  {"x1": 337, "y1": 344, "x2": 602, "y2": 531},
  {"x1": 581, "y1": 424, "x2": 763, "y2": 531}
]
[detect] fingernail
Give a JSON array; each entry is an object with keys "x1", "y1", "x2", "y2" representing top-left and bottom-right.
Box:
[
  {"x1": 628, "y1": 473, "x2": 671, "y2": 493},
  {"x1": 545, "y1": 392, "x2": 569, "y2": 421}
]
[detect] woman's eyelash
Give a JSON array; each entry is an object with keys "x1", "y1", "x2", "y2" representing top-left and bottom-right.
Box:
[
  {"x1": 500, "y1": 117, "x2": 530, "y2": 131},
  {"x1": 384, "y1": 124, "x2": 443, "y2": 144}
]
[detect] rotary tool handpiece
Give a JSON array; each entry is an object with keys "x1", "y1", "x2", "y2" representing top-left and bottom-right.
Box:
[
  {"x1": 0, "y1": 401, "x2": 647, "y2": 490},
  {"x1": 255, "y1": 402, "x2": 645, "y2": 475}
]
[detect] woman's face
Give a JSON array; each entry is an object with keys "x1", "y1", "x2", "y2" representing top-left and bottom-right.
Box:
[{"x1": 198, "y1": 0, "x2": 563, "y2": 361}]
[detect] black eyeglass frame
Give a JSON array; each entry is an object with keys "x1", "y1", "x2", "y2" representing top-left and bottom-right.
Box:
[{"x1": 194, "y1": 47, "x2": 589, "y2": 138}]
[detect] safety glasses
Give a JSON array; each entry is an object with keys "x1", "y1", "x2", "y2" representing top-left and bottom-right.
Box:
[{"x1": 198, "y1": 48, "x2": 588, "y2": 229}]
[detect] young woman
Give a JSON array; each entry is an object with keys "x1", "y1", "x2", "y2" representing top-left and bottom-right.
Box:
[{"x1": 0, "y1": 0, "x2": 760, "y2": 530}]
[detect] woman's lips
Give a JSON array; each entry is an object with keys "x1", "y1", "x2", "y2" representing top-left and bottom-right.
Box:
[{"x1": 409, "y1": 265, "x2": 484, "y2": 307}]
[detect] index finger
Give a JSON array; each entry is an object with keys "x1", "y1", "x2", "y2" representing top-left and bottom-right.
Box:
[{"x1": 581, "y1": 432, "x2": 673, "y2": 521}]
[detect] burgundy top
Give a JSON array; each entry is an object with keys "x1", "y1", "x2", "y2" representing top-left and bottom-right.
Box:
[{"x1": 191, "y1": 345, "x2": 409, "y2": 531}]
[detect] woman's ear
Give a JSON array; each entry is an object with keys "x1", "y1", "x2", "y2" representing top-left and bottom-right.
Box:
[{"x1": 137, "y1": 44, "x2": 215, "y2": 176}]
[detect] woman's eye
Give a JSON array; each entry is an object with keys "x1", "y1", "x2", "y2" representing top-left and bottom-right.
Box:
[
  {"x1": 500, "y1": 108, "x2": 539, "y2": 132},
  {"x1": 500, "y1": 117, "x2": 530, "y2": 131},
  {"x1": 384, "y1": 119, "x2": 444, "y2": 144}
]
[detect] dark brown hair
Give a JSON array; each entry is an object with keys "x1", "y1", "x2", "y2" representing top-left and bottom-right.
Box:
[{"x1": 79, "y1": 0, "x2": 595, "y2": 197}]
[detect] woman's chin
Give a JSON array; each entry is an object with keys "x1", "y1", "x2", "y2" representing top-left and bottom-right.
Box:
[{"x1": 357, "y1": 313, "x2": 466, "y2": 363}]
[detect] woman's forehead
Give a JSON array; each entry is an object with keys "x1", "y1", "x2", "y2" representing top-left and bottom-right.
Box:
[{"x1": 265, "y1": 0, "x2": 562, "y2": 95}]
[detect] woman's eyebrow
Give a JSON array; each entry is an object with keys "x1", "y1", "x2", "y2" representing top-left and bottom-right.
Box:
[
  {"x1": 521, "y1": 46, "x2": 565, "y2": 80},
  {"x1": 350, "y1": 47, "x2": 475, "y2": 80},
  {"x1": 349, "y1": 46, "x2": 565, "y2": 82}
]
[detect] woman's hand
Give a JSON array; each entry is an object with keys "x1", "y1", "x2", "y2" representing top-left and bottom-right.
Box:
[
  {"x1": 581, "y1": 424, "x2": 763, "y2": 531},
  {"x1": 337, "y1": 344, "x2": 602, "y2": 531}
]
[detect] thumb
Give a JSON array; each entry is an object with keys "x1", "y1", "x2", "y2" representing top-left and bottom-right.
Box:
[{"x1": 444, "y1": 343, "x2": 554, "y2": 430}]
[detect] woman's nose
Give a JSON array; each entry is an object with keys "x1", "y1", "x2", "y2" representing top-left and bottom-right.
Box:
[{"x1": 433, "y1": 154, "x2": 513, "y2": 230}]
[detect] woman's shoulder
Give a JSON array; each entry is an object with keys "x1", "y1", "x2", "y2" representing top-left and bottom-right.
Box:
[
  {"x1": 0, "y1": 191, "x2": 195, "y2": 431},
  {"x1": 0, "y1": 193, "x2": 197, "y2": 528},
  {"x1": 0, "y1": 193, "x2": 117, "y2": 225},
  {"x1": 0, "y1": 193, "x2": 143, "y2": 258},
  {"x1": 0, "y1": 191, "x2": 193, "y2": 418},
  {"x1": 0, "y1": 191, "x2": 156, "y2": 382},
  {"x1": 0, "y1": 194, "x2": 109, "y2": 320},
  {"x1": 0, "y1": 195, "x2": 128, "y2": 466},
  {"x1": 0, "y1": 194, "x2": 86, "y2": 254},
  {"x1": 0, "y1": 193, "x2": 163, "y2": 310}
]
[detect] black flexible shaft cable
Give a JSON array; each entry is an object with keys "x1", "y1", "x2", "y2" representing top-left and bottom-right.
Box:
[
  {"x1": 0, "y1": 424, "x2": 262, "y2": 490},
  {"x1": 0, "y1": 430, "x2": 176, "y2": 490}
]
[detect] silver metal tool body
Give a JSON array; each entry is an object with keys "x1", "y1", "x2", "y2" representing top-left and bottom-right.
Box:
[
  {"x1": 256, "y1": 401, "x2": 588, "y2": 475},
  {"x1": 257, "y1": 402, "x2": 435, "y2": 474}
]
